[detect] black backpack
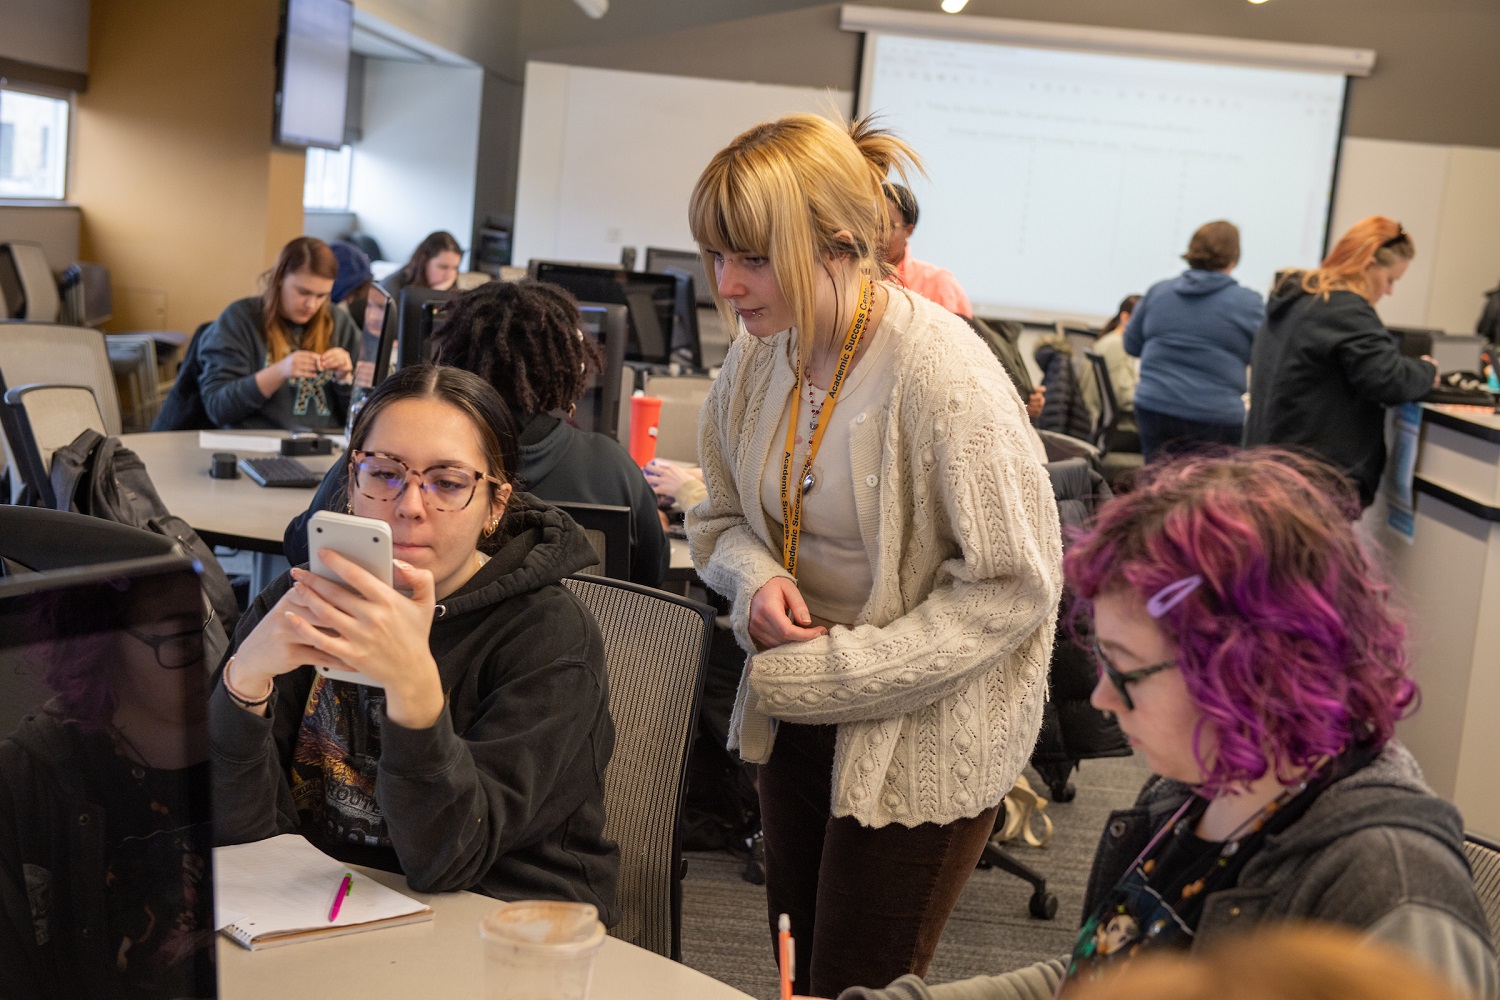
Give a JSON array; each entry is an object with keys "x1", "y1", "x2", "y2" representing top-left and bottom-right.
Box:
[{"x1": 47, "y1": 428, "x2": 239, "y2": 655}]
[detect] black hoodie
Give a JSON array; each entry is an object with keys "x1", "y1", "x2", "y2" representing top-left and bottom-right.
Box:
[
  {"x1": 1245, "y1": 277, "x2": 1435, "y2": 506},
  {"x1": 210, "y1": 492, "x2": 620, "y2": 923}
]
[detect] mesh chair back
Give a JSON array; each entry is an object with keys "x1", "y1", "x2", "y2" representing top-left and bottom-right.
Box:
[
  {"x1": 561, "y1": 576, "x2": 712, "y2": 960},
  {"x1": 553, "y1": 502, "x2": 632, "y2": 580},
  {"x1": 2, "y1": 384, "x2": 107, "y2": 506},
  {"x1": 1464, "y1": 833, "x2": 1500, "y2": 951},
  {"x1": 642, "y1": 373, "x2": 713, "y2": 465},
  {"x1": 0, "y1": 322, "x2": 123, "y2": 434}
]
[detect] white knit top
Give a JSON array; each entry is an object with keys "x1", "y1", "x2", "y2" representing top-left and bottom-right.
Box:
[{"x1": 688, "y1": 288, "x2": 1063, "y2": 828}]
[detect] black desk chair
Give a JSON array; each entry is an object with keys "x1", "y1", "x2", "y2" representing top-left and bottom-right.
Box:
[
  {"x1": 561, "y1": 575, "x2": 712, "y2": 959},
  {"x1": 554, "y1": 501, "x2": 633, "y2": 581},
  {"x1": 1464, "y1": 832, "x2": 1500, "y2": 952},
  {"x1": 1084, "y1": 351, "x2": 1144, "y2": 487}
]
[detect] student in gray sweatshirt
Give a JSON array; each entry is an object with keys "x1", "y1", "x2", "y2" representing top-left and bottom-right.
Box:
[{"x1": 196, "y1": 236, "x2": 359, "y2": 430}]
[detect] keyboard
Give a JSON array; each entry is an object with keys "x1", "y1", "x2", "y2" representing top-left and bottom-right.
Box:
[{"x1": 238, "y1": 456, "x2": 322, "y2": 489}]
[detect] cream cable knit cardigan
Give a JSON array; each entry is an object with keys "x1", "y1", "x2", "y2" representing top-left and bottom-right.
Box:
[{"x1": 688, "y1": 289, "x2": 1063, "y2": 828}]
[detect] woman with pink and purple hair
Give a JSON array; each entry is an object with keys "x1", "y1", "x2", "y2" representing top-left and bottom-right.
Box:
[{"x1": 839, "y1": 450, "x2": 1496, "y2": 1000}]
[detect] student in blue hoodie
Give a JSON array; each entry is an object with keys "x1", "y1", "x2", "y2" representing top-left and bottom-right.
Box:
[{"x1": 1124, "y1": 222, "x2": 1264, "y2": 460}]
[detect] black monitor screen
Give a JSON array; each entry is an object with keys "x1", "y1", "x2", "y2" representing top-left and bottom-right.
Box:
[
  {"x1": 576, "y1": 303, "x2": 629, "y2": 439},
  {"x1": 0, "y1": 554, "x2": 216, "y2": 997},
  {"x1": 397, "y1": 287, "x2": 458, "y2": 372},
  {"x1": 531, "y1": 262, "x2": 676, "y2": 366},
  {"x1": 274, "y1": 0, "x2": 353, "y2": 150},
  {"x1": 353, "y1": 286, "x2": 392, "y2": 389},
  {"x1": 644, "y1": 247, "x2": 714, "y2": 308}
]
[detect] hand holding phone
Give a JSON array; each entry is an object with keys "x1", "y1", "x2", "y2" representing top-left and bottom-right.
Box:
[{"x1": 307, "y1": 510, "x2": 393, "y2": 687}]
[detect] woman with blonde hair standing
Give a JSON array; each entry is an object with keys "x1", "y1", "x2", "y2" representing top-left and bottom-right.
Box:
[
  {"x1": 686, "y1": 114, "x2": 1062, "y2": 997},
  {"x1": 1245, "y1": 216, "x2": 1438, "y2": 506}
]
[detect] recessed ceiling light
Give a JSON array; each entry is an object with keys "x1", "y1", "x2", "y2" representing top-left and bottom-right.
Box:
[{"x1": 941, "y1": 0, "x2": 969, "y2": 12}]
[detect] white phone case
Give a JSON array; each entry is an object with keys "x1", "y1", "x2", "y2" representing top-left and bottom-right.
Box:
[{"x1": 307, "y1": 510, "x2": 393, "y2": 687}]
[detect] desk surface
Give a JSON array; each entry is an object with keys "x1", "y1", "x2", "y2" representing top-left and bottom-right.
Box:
[
  {"x1": 125, "y1": 430, "x2": 696, "y2": 572},
  {"x1": 216, "y1": 865, "x2": 752, "y2": 1000},
  {"x1": 122, "y1": 430, "x2": 338, "y2": 553}
]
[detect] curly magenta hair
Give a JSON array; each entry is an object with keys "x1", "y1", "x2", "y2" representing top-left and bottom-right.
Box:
[{"x1": 1064, "y1": 448, "x2": 1417, "y2": 792}]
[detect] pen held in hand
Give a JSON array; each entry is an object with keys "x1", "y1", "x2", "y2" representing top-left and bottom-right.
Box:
[{"x1": 328, "y1": 872, "x2": 353, "y2": 922}]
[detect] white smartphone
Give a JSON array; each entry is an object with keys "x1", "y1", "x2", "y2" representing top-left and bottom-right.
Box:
[{"x1": 307, "y1": 510, "x2": 393, "y2": 687}]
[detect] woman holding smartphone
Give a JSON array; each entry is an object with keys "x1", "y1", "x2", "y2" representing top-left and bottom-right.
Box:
[
  {"x1": 210, "y1": 364, "x2": 619, "y2": 919},
  {"x1": 196, "y1": 236, "x2": 359, "y2": 430},
  {"x1": 687, "y1": 114, "x2": 1062, "y2": 997}
]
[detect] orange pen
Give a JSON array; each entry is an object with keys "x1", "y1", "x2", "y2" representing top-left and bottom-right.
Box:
[{"x1": 778, "y1": 912, "x2": 794, "y2": 1000}]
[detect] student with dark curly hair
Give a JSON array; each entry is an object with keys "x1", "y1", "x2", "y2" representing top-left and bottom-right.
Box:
[{"x1": 284, "y1": 280, "x2": 667, "y2": 587}]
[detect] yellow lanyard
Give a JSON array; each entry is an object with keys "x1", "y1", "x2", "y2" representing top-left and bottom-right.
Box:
[{"x1": 779, "y1": 276, "x2": 874, "y2": 577}]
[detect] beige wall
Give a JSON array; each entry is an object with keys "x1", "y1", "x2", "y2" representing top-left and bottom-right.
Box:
[{"x1": 72, "y1": 0, "x2": 305, "y2": 335}]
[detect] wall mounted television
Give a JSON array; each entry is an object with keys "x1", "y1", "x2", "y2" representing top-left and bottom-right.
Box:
[{"x1": 274, "y1": 0, "x2": 354, "y2": 150}]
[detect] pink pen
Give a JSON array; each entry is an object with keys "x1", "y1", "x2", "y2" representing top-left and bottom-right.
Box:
[{"x1": 328, "y1": 872, "x2": 353, "y2": 922}]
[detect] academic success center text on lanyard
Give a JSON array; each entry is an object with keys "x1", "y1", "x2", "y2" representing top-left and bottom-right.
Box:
[{"x1": 779, "y1": 276, "x2": 873, "y2": 577}]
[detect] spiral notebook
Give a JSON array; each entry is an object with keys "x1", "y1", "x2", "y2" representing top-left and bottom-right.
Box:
[{"x1": 213, "y1": 834, "x2": 433, "y2": 951}]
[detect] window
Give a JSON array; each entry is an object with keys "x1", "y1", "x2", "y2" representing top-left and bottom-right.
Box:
[
  {"x1": 0, "y1": 87, "x2": 70, "y2": 200},
  {"x1": 304, "y1": 144, "x2": 353, "y2": 211}
]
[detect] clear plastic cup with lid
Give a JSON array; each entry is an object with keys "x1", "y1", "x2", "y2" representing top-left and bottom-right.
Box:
[{"x1": 480, "y1": 900, "x2": 606, "y2": 1000}]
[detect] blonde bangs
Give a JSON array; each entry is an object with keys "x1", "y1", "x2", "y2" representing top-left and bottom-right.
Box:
[{"x1": 688, "y1": 113, "x2": 923, "y2": 362}]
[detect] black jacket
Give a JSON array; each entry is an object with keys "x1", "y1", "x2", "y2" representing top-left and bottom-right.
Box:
[
  {"x1": 1033, "y1": 339, "x2": 1093, "y2": 441},
  {"x1": 1245, "y1": 278, "x2": 1435, "y2": 506},
  {"x1": 0, "y1": 717, "x2": 215, "y2": 1000},
  {"x1": 285, "y1": 415, "x2": 668, "y2": 588},
  {"x1": 212, "y1": 492, "x2": 621, "y2": 923}
]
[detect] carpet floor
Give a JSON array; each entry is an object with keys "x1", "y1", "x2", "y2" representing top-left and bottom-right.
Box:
[{"x1": 679, "y1": 752, "x2": 1152, "y2": 999}]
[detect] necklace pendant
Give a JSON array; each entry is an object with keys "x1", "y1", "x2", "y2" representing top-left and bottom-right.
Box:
[
  {"x1": 802, "y1": 470, "x2": 816, "y2": 493},
  {"x1": 1221, "y1": 840, "x2": 1240, "y2": 857}
]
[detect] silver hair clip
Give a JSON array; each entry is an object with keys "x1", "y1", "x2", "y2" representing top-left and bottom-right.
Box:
[{"x1": 1146, "y1": 575, "x2": 1202, "y2": 619}]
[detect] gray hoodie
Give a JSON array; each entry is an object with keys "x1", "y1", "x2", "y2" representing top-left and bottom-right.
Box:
[{"x1": 839, "y1": 742, "x2": 1496, "y2": 1000}]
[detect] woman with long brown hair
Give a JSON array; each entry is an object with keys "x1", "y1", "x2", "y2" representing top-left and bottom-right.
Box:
[
  {"x1": 197, "y1": 236, "x2": 358, "y2": 430},
  {"x1": 380, "y1": 230, "x2": 463, "y2": 297},
  {"x1": 1245, "y1": 215, "x2": 1438, "y2": 506}
]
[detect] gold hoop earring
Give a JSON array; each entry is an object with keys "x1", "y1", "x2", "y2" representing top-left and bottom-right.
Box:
[{"x1": 482, "y1": 518, "x2": 499, "y2": 538}]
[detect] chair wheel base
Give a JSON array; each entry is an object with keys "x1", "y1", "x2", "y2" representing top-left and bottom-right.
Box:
[{"x1": 1029, "y1": 891, "x2": 1059, "y2": 920}]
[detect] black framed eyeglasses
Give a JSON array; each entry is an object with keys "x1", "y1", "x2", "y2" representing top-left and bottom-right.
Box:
[
  {"x1": 351, "y1": 450, "x2": 504, "y2": 513},
  {"x1": 1090, "y1": 638, "x2": 1176, "y2": 711},
  {"x1": 124, "y1": 611, "x2": 213, "y2": 670}
]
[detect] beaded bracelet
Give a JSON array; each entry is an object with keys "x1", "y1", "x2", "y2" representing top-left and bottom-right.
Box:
[{"x1": 223, "y1": 657, "x2": 274, "y2": 710}]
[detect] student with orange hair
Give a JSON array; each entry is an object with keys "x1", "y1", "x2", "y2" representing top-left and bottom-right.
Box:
[
  {"x1": 197, "y1": 236, "x2": 359, "y2": 430},
  {"x1": 1245, "y1": 216, "x2": 1438, "y2": 506}
]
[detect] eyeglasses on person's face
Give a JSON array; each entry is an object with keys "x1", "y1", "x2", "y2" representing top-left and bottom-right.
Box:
[
  {"x1": 123, "y1": 611, "x2": 213, "y2": 670},
  {"x1": 1090, "y1": 638, "x2": 1177, "y2": 712},
  {"x1": 350, "y1": 449, "x2": 504, "y2": 513}
]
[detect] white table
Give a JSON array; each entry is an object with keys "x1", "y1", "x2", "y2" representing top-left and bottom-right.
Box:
[
  {"x1": 121, "y1": 430, "x2": 339, "y2": 553},
  {"x1": 124, "y1": 431, "x2": 698, "y2": 581},
  {"x1": 216, "y1": 865, "x2": 752, "y2": 1000}
]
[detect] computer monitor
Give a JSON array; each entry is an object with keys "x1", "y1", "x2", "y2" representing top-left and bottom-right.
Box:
[
  {"x1": 351, "y1": 285, "x2": 395, "y2": 389},
  {"x1": 661, "y1": 268, "x2": 703, "y2": 370},
  {"x1": 576, "y1": 303, "x2": 629, "y2": 440},
  {"x1": 529, "y1": 261, "x2": 676, "y2": 367},
  {"x1": 0, "y1": 549, "x2": 217, "y2": 997},
  {"x1": 1388, "y1": 326, "x2": 1438, "y2": 360},
  {"x1": 644, "y1": 247, "x2": 714, "y2": 308},
  {"x1": 396, "y1": 287, "x2": 459, "y2": 372}
]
